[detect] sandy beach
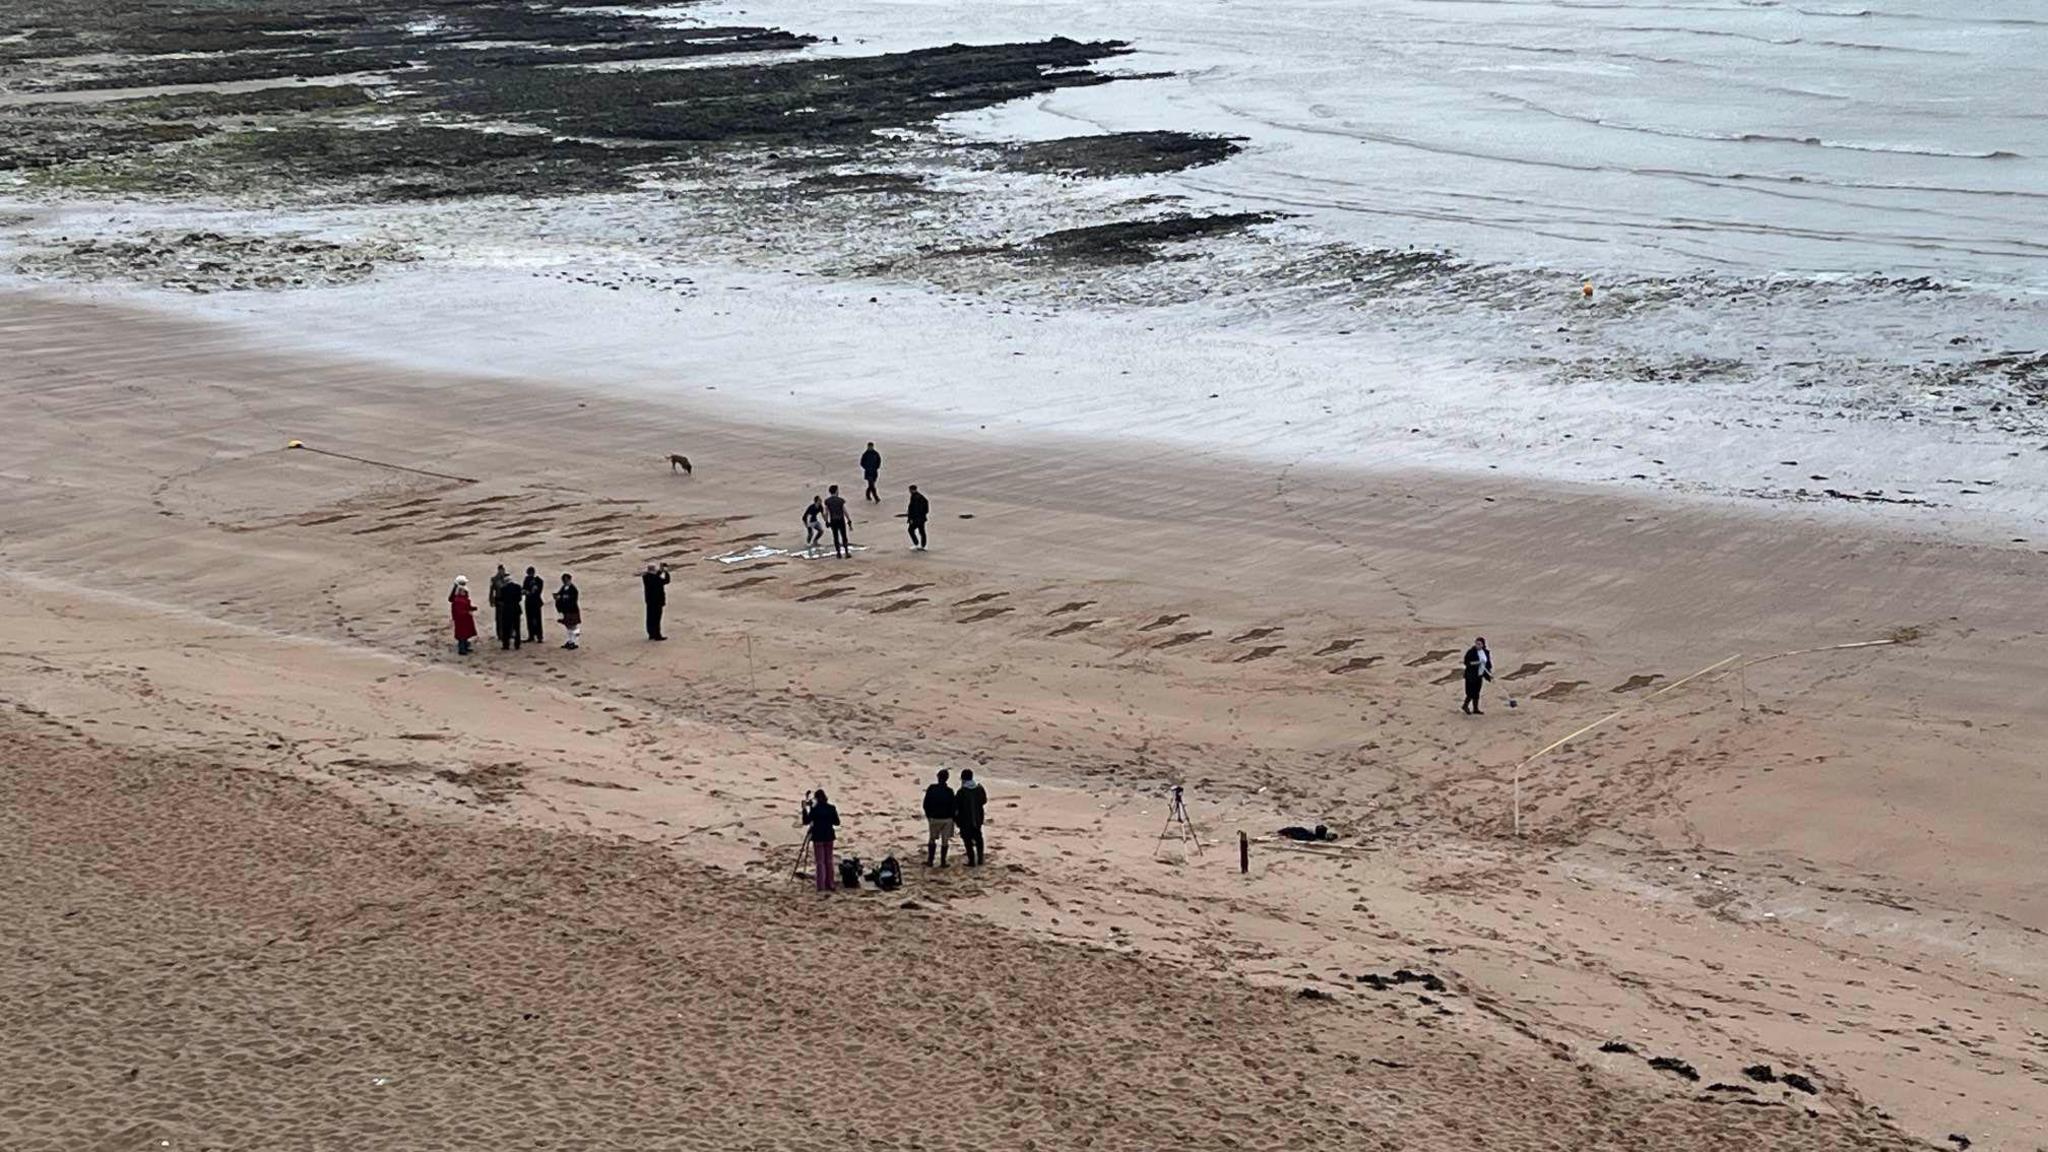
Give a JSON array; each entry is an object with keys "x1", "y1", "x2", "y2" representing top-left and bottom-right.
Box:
[{"x1": 3, "y1": 290, "x2": 2043, "y2": 1149}]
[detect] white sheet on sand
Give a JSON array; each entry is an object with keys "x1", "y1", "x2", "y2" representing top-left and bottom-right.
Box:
[{"x1": 712, "y1": 545, "x2": 786, "y2": 564}]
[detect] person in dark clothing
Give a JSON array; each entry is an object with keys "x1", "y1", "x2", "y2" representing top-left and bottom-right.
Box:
[
  {"x1": 489, "y1": 564, "x2": 521, "y2": 651},
  {"x1": 905, "y1": 484, "x2": 929, "y2": 551},
  {"x1": 805, "y1": 788, "x2": 841, "y2": 892},
  {"x1": 823, "y1": 484, "x2": 852, "y2": 558},
  {"x1": 922, "y1": 768, "x2": 956, "y2": 867},
  {"x1": 953, "y1": 768, "x2": 988, "y2": 866},
  {"x1": 522, "y1": 566, "x2": 545, "y2": 643},
  {"x1": 1461, "y1": 636, "x2": 1493, "y2": 714},
  {"x1": 802, "y1": 495, "x2": 825, "y2": 555},
  {"x1": 859, "y1": 442, "x2": 882, "y2": 503},
  {"x1": 641, "y1": 562, "x2": 671, "y2": 641},
  {"x1": 554, "y1": 574, "x2": 581, "y2": 650}
]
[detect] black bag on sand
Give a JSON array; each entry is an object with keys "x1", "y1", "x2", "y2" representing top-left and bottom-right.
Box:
[
  {"x1": 868, "y1": 856, "x2": 901, "y2": 891},
  {"x1": 838, "y1": 857, "x2": 863, "y2": 889}
]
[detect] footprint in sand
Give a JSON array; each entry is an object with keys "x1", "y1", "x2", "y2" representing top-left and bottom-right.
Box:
[
  {"x1": 724, "y1": 531, "x2": 777, "y2": 544},
  {"x1": 1049, "y1": 619, "x2": 1102, "y2": 637},
  {"x1": 1314, "y1": 639, "x2": 1363, "y2": 656},
  {"x1": 872, "y1": 582, "x2": 933, "y2": 597},
  {"x1": 1229, "y1": 626, "x2": 1283, "y2": 644},
  {"x1": 1611, "y1": 673, "x2": 1665, "y2": 693},
  {"x1": 1534, "y1": 680, "x2": 1588, "y2": 700},
  {"x1": 954, "y1": 591, "x2": 1009, "y2": 607},
  {"x1": 568, "y1": 552, "x2": 616, "y2": 566},
  {"x1": 802, "y1": 572, "x2": 857, "y2": 587},
  {"x1": 1156, "y1": 630, "x2": 1211, "y2": 650},
  {"x1": 734, "y1": 561, "x2": 782, "y2": 572},
  {"x1": 958, "y1": 606, "x2": 1015, "y2": 624},
  {"x1": 1429, "y1": 668, "x2": 1464, "y2": 685},
  {"x1": 1046, "y1": 600, "x2": 1095, "y2": 617},
  {"x1": 798, "y1": 587, "x2": 852, "y2": 602},
  {"x1": 1329, "y1": 656, "x2": 1382, "y2": 674},
  {"x1": 1501, "y1": 661, "x2": 1553, "y2": 681},
  {"x1": 718, "y1": 576, "x2": 776, "y2": 592},
  {"x1": 1138, "y1": 614, "x2": 1188, "y2": 633},
  {"x1": 872, "y1": 598, "x2": 927, "y2": 614},
  {"x1": 1234, "y1": 645, "x2": 1285, "y2": 663},
  {"x1": 1404, "y1": 648, "x2": 1458, "y2": 667}
]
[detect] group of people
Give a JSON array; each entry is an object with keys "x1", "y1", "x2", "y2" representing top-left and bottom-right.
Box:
[
  {"x1": 801, "y1": 443, "x2": 932, "y2": 558},
  {"x1": 798, "y1": 768, "x2": 989, "y2": 892},
  {"x1": 448, "y1": 567, "x2": 581, "y2": 655}
]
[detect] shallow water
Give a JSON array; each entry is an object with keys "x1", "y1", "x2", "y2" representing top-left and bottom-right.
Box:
[{"x1": 702, "y1": 0, "x2": 2048, "y2": 287}]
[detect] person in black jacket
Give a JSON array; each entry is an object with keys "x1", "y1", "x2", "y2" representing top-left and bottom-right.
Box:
[
  {"x1": 1461, "y1": 637, "x2": 1493, "y2": 714},
  {"x1": 641, "y1": 562, "x2": 671, "y2": 641},
  {"x1": 824, "y1": 485, "x2": 852, "y2": 559},
  {"x1": 521, "y1": 566, "x2": 545, "y2": 643},
  {"x1": 805, "y1": 788, "x2": 841, "y2": 891},
  {"x1": 554, "y1": 574, "x2": 581, "y2": 650},
  {"x1": 860, "y1": 442, "x2": 882, "y2": 503},
  {"x1": 490, "y1": 564, "x2": 521, "y2": 651},
  {"x1": 954, "y1": 768, "x2": 988, "y2": 866},
  {"x1": 922, "y1": 768, "x2": 956, "y2": 867},
  {"x1": 905, "y1": 484, "x2": 929, "y2": 551}
]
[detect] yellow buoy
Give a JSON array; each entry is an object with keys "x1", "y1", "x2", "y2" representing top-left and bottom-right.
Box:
[
  {"x1": 1581, "y1": 280, "x2": 1595, "y2": 299},
  {"x1": 286, "y1": 439, "x2": 304, "y2": 449}
]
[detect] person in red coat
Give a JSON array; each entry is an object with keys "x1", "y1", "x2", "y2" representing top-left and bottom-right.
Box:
[{"x1": 449, "y1": 575, "x2": 478, "y2": 655}]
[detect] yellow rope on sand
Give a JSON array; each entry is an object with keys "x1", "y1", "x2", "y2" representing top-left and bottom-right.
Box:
[{"x1": 1509, "y1": 635, "x2": 1914, "y2": 836}]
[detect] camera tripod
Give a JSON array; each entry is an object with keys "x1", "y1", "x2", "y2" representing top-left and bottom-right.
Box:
[{"x1": 1155, "y1": 784, "x2": 1204, "y2": 859}]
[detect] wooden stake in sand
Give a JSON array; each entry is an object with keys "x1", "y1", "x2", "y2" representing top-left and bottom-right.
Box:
[{"x1": 1508, "y1": 636, "x2": 1913, "y2": 837}]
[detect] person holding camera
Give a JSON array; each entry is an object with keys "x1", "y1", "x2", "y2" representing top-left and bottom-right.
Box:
[
  {"x1": 805, "y1": 789, "x2": 842, "y2": 891},
  {"x1": 642, "y1": 562, "x2": 671, "y2": 641}
]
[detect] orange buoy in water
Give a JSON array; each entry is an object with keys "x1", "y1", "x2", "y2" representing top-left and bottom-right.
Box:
[{"x1": 1581, "y1": 280, "x2": 1595, "y2": 299}]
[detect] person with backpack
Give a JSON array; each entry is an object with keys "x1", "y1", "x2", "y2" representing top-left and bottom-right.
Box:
[
  {"x1": 554, "y1": 573, "x2": 582, "y2": 650},
  {"x1": 905, "y1": 484, "x2": 929, "y2": 551},
  {"x1": 954, "y1": 768, "x2": 988, "y2": 866},
  {"x1": 922, "y1": 768, "x2": 956, "y2": 867},
  {"x1": 805, "y1": 788, "x2": 841, "y2": 891}
]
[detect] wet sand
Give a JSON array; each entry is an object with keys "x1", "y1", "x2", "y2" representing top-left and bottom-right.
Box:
[{"x1": 2, "y1": 290, "x2": 2044, "y2": 1149}]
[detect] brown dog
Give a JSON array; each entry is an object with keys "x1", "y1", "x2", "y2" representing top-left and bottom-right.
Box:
[{"x1": 668, "y1": 454, "x2": 693, "y2": 474}]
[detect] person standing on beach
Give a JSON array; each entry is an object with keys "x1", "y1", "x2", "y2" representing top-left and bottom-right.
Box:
[
  {"x1": 641, "y1": 562, "x2": 671, "y2": 641},
  {"x1": 522, "y1": 566, "x2": 545, "y2": 644},
  {"x1": 1462, "y1": 637, "x2": 1493, "y2": 715},
  {"x1": 449, "y1": 575, "x2": 477, "y2": 656},
  {"x1": 905, "y1": 484, "x2": 929, "y2": 551},
  {"x1": 805, "y1": 788, "x2": 842, "y2": 891},
  {"x1": 489, "y1": 564, "x2": 520, "y2": 651},
  {"x1": 824, "y1": 485, "x2": 852, "y2": 559},
  {"x1": 860, "y1": 442, "x2": 882, "y2": 503},
  {"x1": 554, "y1": 573, "x2": 582, "y2": 650},
  {"x1": 954, "y1": 768, "x2": 988, "y2": 866},
  {"x1": 802, "y1": 495, "x2": 825, "y2": 555},
  {"x1": 922, "y1": 768, "x2": 956, "y2": 867}
]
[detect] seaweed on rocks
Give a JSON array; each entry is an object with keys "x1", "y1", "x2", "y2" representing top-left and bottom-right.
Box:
[
  {"x1": 1028, "y1": 213, "x2": 1279, "y2": 264},
  {"x1": 997, "y1": 131, "x2": 1243, "y2": 178}
]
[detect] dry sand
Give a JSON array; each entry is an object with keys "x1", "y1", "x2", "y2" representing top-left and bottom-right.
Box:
[{"x1": 2, "y1": 290, "x2": 2044, "y2": 1150}]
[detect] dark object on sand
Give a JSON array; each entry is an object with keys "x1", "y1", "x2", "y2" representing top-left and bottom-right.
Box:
[
  {"x1": 1706, "y1": 1083, "x2": 1757, "y2": 1095},
  {"x1": 1648, "y1": 1056, "x2": 1701, "y2": 1082},
  {"x1": 838, "y1": 856, "x2": 862, "y2": 889},
  {"x1": 1297, "y1": 987, "x2": 1333, "y2": 1001},
  {"x1": 1947, "y1": 1135, "x2": 1972, "y2": 1150},
  {"x1": 1278, "y1": 824, "x2": 1337, "y2": 842},
  {"x1": 1781, "y1": 1072, "x2": 1818, "y2": 1095},
  {"x1": 867, "y1": 856, "x2": 901, "y2": 891},
  {"x1": 1599, "y1": 1041, "x2": 1635, "y2": 1054},
  {"x1": 1741, "y1": 1064, "x2": 1777, "y2": 1084}
]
